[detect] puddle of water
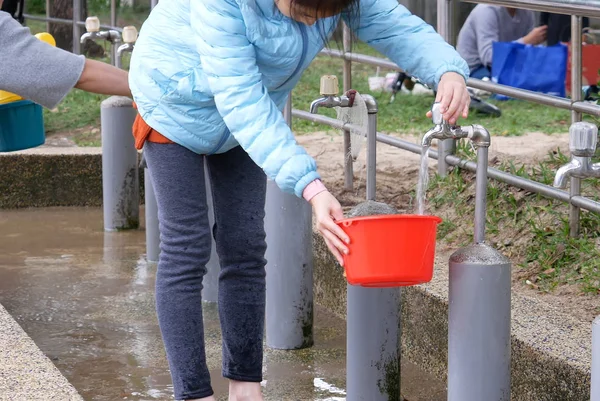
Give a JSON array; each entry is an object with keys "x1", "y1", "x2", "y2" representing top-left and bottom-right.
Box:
[{"x1": 0, "y1": 207, "x2": 446, "y2": 401}]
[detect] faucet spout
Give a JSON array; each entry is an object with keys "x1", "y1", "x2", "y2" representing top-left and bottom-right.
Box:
[
  {"x1": 117, "y1": 43, "x2": 134, "y2": 58},
  {"x1": 80, "y1": 32, "x2": 97, "y2": 44},
  {"x1": 422, "y1": 126, "x2": 442, "y2": 147},
  {"x1": 309, "y1": 95, "x2": 352, "y2": 114},
  {"x1": 553, "y1": 159, "x2": 582, "y2": 189}
]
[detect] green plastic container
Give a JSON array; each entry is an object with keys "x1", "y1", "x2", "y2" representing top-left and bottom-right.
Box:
[{"x1": 0, "y1": 100, "x2": 45, "y2": 152}]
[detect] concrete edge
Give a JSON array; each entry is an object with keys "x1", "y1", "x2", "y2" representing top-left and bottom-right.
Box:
[
  {"x1": 0, "y1": 147, "x2": 145, "y2": 209},
  {"x1": 0, "y1": 303, "x2": 83, "y2": 400}
]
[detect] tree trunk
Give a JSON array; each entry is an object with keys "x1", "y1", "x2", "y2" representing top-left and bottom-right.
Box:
[
  {"x1": 49, "y1": 0, "x2": 81, "y2": 51},
  {"x1": 49, "y1": 0, "x2": 104, "y2": 57}
]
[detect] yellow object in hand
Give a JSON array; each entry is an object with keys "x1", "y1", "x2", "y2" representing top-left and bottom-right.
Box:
[{"x1": 0, "y1": 32, "x2": 57, "y2": 104}]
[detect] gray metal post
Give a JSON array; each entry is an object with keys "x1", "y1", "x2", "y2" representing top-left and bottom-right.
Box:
[
  {"x1": 448, "y1": 127, "x2": 511, "y2": 401},
  {"x1": 347, "y1": 285, "x2": 401, "y2": 400},
  {"x1": 366, "y1": 110, "x2": 377, "y2": 201},
  {"x1": 265, "y1": 180, "x2": 313, "y2": 349},
  {"x1": 202, "y1": 161, "x2": 220, "y2": 303},
  {"x1": 45, "y1": 0, "x2": 51, "y2": 33},
  {"x1": 448, "y1": 244, "x2": 511, "y2": 401},
  {"x1": 72, "y1": 0, "x2": 81, "y2": 54},
  {"x1": 342, "y1": 24, "x2": 354, "y2": 191},
  {"x1": 592, "y1": 316, "x2": 600, "y2": 401},
  {"x1": 570, "y1": 15, "x2": 583, "y2": 238},
  {"x1": 100, "y1": 96, "x2": 140, "y2": 231},
  {"x1": 144, "y1": 166, "x2": 160, "y2": 262},
  {"x1": 284, "y1": 95, "x2": 292, "y2": 128},
  {"x1": 474, "y1": 146, "x2": 489, "y2": 244},
  {"x1": 436, "y1": 0, "x2": 455, "y2": 177},
  {"x1": 347, "y1": 96, "x2": 400, "y2": 400}
]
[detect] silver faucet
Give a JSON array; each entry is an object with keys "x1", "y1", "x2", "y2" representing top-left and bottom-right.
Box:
[
  {"x1": 553, "y1": 122, "x2": 600, "y2": 189},
  {"x1": 116, "y1": 26, "x2": 138, "y2": 69},
  {"x1": 80, "y1": 17, "x2": 122, "y2": 44},
  {"x1": 421, "y1": 103, "x2": 491, "y2": 148},
  {"x1": 310, "y1": 75, "x2": 378, "y2": 115},
  {"x1": 310, "y1": 75, "x2": 353, "y2": 114}
]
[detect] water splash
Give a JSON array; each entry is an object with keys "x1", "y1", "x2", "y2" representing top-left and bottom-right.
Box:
[{"x1": 415, "y1": 146, "x2": 430, "y2": 215}]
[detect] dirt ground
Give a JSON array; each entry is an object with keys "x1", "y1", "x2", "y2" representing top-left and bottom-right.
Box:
[{"x1": 297, "y1": 131, "x2": 599, "y2": 323}]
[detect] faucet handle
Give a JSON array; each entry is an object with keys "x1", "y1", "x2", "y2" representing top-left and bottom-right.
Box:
[
  {"x1": 122, "y1": 26, "x2": 138, "y2": 44},
  {"x1": 85, "y1": 16, "x2": 100, "y2": 33},
  {"x1": 569, "y1": 121, "x2": 598, "y2": 157},
  {"x1": 430, "y1": 102, "x2": 445, "y2": 126},
  {"x1": 320, "y1": 75, "x2": 339, "y2": 96}
]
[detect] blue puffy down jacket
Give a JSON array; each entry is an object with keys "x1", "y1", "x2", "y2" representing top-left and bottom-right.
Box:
[{"x1": 129, "y1": 0, "x2": 469, "y2": 197}]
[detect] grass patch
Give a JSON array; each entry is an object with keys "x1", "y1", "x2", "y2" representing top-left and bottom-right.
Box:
[
  {"x1": 44, "y1": 90, "x2": 107, "y2": 137},
  {"x1": 428, "y1": 143, "x2": 600, "y2": 294}
]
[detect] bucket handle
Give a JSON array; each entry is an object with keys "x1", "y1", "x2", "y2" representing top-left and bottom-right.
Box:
[{"x1": 342, "y1": 220, "x2": 354, "y2": 228}]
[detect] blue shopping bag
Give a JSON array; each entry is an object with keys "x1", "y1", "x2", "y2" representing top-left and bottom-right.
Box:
[{"x1": 491, "y1": 42, "x2": 568, "y2": 100}]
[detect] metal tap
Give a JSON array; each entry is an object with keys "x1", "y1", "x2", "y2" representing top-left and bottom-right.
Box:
[
  {"x1": 310, "y1": 75, "x2": 353, "y2": 114},
  {"x1": 116, "y1": 26, "x2": 138, "y2": 69},
  {"x1": 553, "y1": 122, "x2": 600, "y2": 189},
  {"x1": 80, "y1": 16, "x2": 122, "y2": 45},
  {"x1": 422, "y1": 103, "x2": 490, "y2": 148}
]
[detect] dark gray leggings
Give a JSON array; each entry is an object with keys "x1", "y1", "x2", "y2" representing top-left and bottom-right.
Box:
[{"x1": 144, "y1": 142, "x2": 267, "y2": 400}]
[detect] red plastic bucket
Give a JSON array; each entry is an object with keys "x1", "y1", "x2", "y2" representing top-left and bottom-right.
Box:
[{"x1": 336, "y1": 214, "x2": 443, "y2": 287}]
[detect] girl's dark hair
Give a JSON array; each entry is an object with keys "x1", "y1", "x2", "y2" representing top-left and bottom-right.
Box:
[{"x1": 286, "y1": 0, "x2": 360, "y2": 45}]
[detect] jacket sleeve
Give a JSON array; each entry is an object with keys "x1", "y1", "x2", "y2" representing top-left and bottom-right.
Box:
[
  {"x1": 189, "y1": 0, "x2": 320, "y2": 197},
  {"x1": 344, "y1": 0, "x2": 469, "y2": 88}
]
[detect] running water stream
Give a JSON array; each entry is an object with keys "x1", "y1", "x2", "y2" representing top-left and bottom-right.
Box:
[{"x1": 415, "y1": 146, "x2": 430, "y2": 215}]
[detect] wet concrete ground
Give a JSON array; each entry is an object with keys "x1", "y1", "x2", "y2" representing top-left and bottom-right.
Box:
[{"x1": 0, "y1": 207, "x2": 446, "y2": 400}]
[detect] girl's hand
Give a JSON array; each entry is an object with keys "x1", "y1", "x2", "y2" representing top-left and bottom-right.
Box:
[
  {"x1": 426, "y1": 72, "x2": 471, "y2": 125},
  {"x1": 310, "y1": 191, "x2": 350, "y2": 266}
]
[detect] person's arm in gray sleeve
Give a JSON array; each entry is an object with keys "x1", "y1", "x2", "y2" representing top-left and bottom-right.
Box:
[
  {"x1": 475, "y1": 8, "x2": 501, "y2": 68},
  {"x1": 0, "y1": 11, "x2": 130, "y2": 109}
]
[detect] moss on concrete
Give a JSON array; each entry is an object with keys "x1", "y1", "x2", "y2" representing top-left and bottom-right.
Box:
[{"x1": 0, "y1": 151, "x2": 145, "y2": 209}]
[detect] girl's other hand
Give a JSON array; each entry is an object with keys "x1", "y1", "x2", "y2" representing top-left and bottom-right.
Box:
[
  {"x1": 426, "y1": 72, "x2": 471, "y2": 125},
  {"x1": 309, "y1": 191, "x2": 350, "y2": 266}
]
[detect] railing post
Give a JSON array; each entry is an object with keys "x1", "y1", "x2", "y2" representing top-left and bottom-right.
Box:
[
  {"x1": 342, "y1": 23, "x2": 354, "y2": 191},
  {"x1": 436, "y1": 0, "x2": 455, "y2": 177},
  {"x1": 72, "y1": 0, "x2": 81, "y2": 54},
  {"x1": 569, "y1": 15, "x2": 583, "y2": 238}
]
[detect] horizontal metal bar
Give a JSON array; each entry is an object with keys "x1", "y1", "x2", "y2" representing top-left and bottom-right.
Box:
[
  {"x1": 467, "y1": 79, "x2": 600, "y2": 116},
  {"x1": 460, "y1": 0, "x2": 600, "y2": 18},
  {"x1": 292, "y1": 109, "x2": 363, "y2": 132},
  {"x1": 320, "y1": 48, "x2": 400, "y2": 70},
  {"x1": 292, "y1": 108, "x2": 600, "y2": 214},
  {"x1": 319, "y1": 49, "x2": 600, "y2": 117},
  {"x1": 24, "y1": 14, "x2": 122, "y2": 32}
]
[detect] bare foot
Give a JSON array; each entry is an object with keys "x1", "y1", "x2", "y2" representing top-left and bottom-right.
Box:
[{"x1": 228, "y1": 380, "x2": 264, "y2": 401}]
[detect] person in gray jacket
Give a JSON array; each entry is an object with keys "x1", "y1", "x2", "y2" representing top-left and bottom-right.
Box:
[
  {"x1": 0, "y1": 2, "x2": 130, "y2": 109},
  {"x1": 457, "y1": 5, "x2": 548, "y2": 80}
]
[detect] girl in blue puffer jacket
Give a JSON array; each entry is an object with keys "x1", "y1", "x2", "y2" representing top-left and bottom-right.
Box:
[{"x1": 129, "y1": 0, "x2": 470, "y2": 399}]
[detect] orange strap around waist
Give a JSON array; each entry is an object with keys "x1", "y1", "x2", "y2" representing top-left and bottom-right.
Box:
[{"x1": 132, "y1": 102, "x2": 173, "y2": 150}]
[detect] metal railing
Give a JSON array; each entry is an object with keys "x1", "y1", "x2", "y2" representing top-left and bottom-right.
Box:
[
  {"x1": 293, "y1": 0, "x2": 600, "y2": 239},
  {"x1": 23, "y1": 0, "x2": 123, "y2": 58}
]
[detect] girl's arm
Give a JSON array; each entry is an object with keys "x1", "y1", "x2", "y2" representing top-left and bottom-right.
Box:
[
  {"x1": 190, "y1": 0, "x2": 319, "y2": 198},
  {"x1": 344, "y1": 0, "x2": 469, "y2": 89}
]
